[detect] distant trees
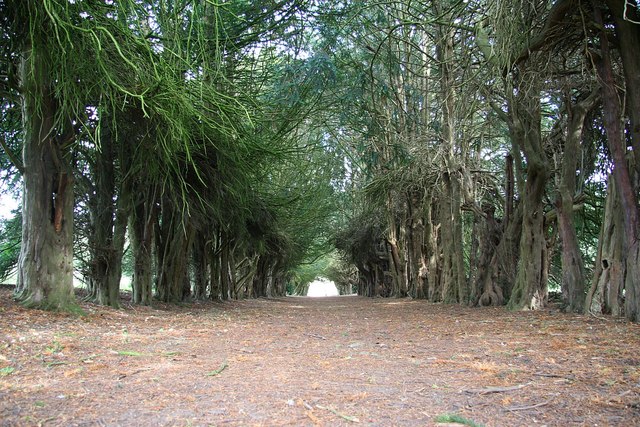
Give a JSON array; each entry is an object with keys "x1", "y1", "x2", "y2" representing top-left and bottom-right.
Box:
[
  {"x1": 0, "y1": 0, "x2": 341, "y2": 309},
  {"x1": 324, "y1": 0, "x2": 640, "y2": 321},
  {"x1": 2, "y1": 0, "x2": 640, "y2": 323}
]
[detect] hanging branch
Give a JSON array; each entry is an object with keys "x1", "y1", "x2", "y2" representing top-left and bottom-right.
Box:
[{"x1": 0, "y1": 135, "x2": 24, "y2": 174}]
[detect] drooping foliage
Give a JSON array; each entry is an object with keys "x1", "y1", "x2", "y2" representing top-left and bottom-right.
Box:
[{"x1": 0, "y1": 0, "x2": 342, "y2": 307}]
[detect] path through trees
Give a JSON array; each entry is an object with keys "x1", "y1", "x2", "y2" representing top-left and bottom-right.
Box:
[{"x1": 1, "y1": 287, "x2": 638, "y2": 426}]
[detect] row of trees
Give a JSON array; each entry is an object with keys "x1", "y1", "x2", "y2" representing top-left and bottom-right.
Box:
[
  {"x1": 2, "y1": 0, "x2": 639, "y2": 323},
  {"x1": 326, "y1": 0, "x2": 640, "y2": 321},
  {"x1": 0, "y1": 0, "x2": 343, "y2": 309}
]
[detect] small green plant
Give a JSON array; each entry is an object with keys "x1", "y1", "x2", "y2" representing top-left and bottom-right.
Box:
[
  {"x1": 45, "y1": 341, "x2": 63, "y2": 354},
  {"x1": 434, "y1": 413, "x2": 483, "y2": 427},
  {"x1": 116, "y1": 350, "x2": 145, "y2": 357},
  {"x1": 0, "y1": 366, "x2": 15, "y2": 376},
  {"x1": 206, "y1": 360, "x2": 228, "y2": 377}
]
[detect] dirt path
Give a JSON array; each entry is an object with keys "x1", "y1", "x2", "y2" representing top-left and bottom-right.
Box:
[{"x1": 1, "y1": 289, "x2": 640, "y2": 426}]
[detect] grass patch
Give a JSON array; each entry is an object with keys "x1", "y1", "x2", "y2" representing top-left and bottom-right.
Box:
[
  {"x1": 434, "y1": 413, "x2": 483, "y2": 427},
  {"x1": 0, "y1": 366, "x2": 15, "y2": 376},
  {"x1": 206, "y1": 360, "x2": 228, "y2": 377},
  {"x1": 116, "y1": 350, "x2": 145, "y2": 357}
]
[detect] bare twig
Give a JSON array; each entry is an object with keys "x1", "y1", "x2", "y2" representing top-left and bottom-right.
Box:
[
  {"x1": 464, "y1": 383, "x2": 530, "y2": 394},
  {"x1": 316, "y1": 405, "x2": 360, "y2": 423},
  {"x1": 505, "y1": 399, "x2": 551, "y2": 411},
  {"x1": 533, "y1": 372, "x2": 574, "y2": 380},
  {"x1": 304, "y1": 333, "x2": 327, "y2": 340}
]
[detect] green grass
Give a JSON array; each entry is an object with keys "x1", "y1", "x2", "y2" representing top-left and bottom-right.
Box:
[
  {"x1": 0, "y1": 366, "x2": 15, "y2": 376},
  {"x1": 116, "y1": 350, "x2": 145, "y2": 357},
  {"x1": 434, "y1": 413, "x2": 484, "y2": 427},
  {"x1": 206, "y1": 360, "x2": 228, "y2": 377}
]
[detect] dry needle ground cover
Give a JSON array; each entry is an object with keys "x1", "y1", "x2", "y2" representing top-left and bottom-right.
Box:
[{"x1": 1, "y1": 285, "x2": 640, "y2": 427}]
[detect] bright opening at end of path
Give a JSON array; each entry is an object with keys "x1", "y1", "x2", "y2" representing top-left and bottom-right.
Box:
[{"x1": 306, "y1": 278, "x2": 339, "y2": 297}]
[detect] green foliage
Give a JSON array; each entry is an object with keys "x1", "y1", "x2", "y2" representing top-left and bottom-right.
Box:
[
  {"x1": 205, "y1": 360, "x2": 228, "y2": 377},
  {"x1": 116, "y1": 350, "x2": 145, "y2": 357},
  {"x1": 434, "y1": 413, "x2": 484, "y2": 427},
  {"x1": 0, "y1": 366, "x2": 15, "y2": 376},
  {"x1": 0, "y1": 209, "x2": 21, "y2": 283}
]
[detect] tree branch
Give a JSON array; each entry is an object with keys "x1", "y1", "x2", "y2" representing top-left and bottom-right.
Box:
[
  {"x1": 0, "y1": 134, "x2": 24, "y2": 174},
  {"x1": 513, "y1": 0, "x2": 577, "y2": 65}
]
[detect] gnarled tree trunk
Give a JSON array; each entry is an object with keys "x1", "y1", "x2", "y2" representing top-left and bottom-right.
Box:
[
  {"x1": 556, "y1": 89, "x2": 599, "y2": 312},
  {"x1": 586, "y1": 175, "x2": 625, "y2": 315},
  {"x1": 506, "y1": 72, "x2": 550, "y2": 311},
  {"x1": 16, "y1": 40, "x2": 76, "y2": 311},
  {"x1": 87, "y1": 114, "x2": 130, "y2": 308},
  {"x1": 593, "y1": 4, "x2": 640, "y2": 320}
]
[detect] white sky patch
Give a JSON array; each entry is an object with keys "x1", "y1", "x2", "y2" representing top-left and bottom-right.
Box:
[
  {"x1": 0, "y1": 194, "x2": 20, "y2": 220},
  {"x1": 307, "y1": 278, "x2": 339, "y2": 297}
]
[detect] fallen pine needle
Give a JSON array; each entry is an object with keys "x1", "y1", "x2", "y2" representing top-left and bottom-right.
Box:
[
  {"x1": 206, "y1": 360, "x2": 228, "y2": 377},
  {"x1": 316, "y1": 405, "x2": 360, "y2": 423}
]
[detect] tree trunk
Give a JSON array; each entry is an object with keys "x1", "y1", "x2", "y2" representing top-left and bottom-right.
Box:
[
  {"x1": 88, "y1": 114, "x2": 129, "y2": 308},
  {"x1": 556, "y1": 90, "x2": 599, "y2": 312},
  {"x1": 508, "y1": 163, "x2": 549, "y2": 310},
  {"x1": 424, "y1": 198, "x2": 440, "y2": 301},
  {"x1": 407, "y1": 191, "x2": 427, "y2": 298},
  {"x1": 193, "y1": 235, "x2": 209, "y2": 300},
  {"x1": 15, "y1": 40, "x2": 76, "y2": 311},
  {"x1": 156, "y1": 200, "x2": 194, "y2": 303},
  {"x1": 437, "y1": 173, "x2": 467, "y2": 304},
  {"x1": 209, "y1": 236, "x2": 221, "y2": 300},
  {"x1": 220, "y1": 234, "x2": 231, "y2": 300},
  {"x1": 386, "y1": 195, "x2": 407, "y2": 297},
  {"x1": 594, "y1": 4, "x2": 640, "y2": 320},
  {"x1": 474, "y1": 205, "x2": 504, "y2": 306},
  {"x1": 130, "y1": 191, "x2": 155, "y2": 306},
  {"x1": 585, "y1": 175, "x2": 625, "y2": 315},
  {"x1": 505, "y1": 68, "x2": 550, "y2": 311},
  {"x1": 605, "y1": 0, "x2": 640, "y2": 172},
  {"x1": 94, "y1": 198, "x2": 128, "y2": 307}
]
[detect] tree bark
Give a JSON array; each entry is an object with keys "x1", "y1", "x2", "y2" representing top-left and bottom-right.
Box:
[
  {"x1": 130, "y1": 188, "x2": 155, "y2": 305},
  {"x1": 475, "y1": 205, "x2": 503, "y2": 306},
  {"x1": 585, "y1": 175, "x2": 625, "y2": 315},
  {"x1": 87, "y1": 113, "x2": 129, "y2": 308},
  {"x1": 193, "y1": 235, "x2": 209, "y2": 300},
  {"x1": 593, "y1": 3, "x2": 640, "y2": 321},
  {"x1": 424, "y1": 198, "x2": 440, "y2": 301},
  {"x1": 506, "y1": 72, "x2": 550, "y2": 311},
  {"x1": 508, "y1": 163, "x2": 549, "y2": 310},
  {"x1": 556, "y1": 90, "x2": 599, "y2": 312},
  {"x1": 440, "y1": 172, "x2": 465, "y2": 304},
  {"x1": 156, "y1": 200, "x2": 194, "y2": 303},
  {"x1": 15, "y1": 40, "x2": 76, "y2": 311},
  {"x1": 220, "y1": 233, "x2": 231, "y2": 300},
  {"x1": 435, "y1": 8, "x2": 467, "y2": 304},
  {"x1": 605, "y1": 0, "x2": 640, "y2": 173},
  {"x1": 407, "y1": 191, "x2": 427, "y2": 298}
]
